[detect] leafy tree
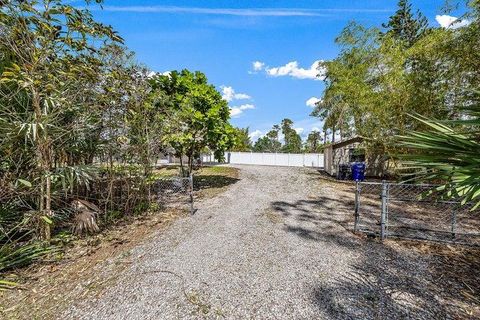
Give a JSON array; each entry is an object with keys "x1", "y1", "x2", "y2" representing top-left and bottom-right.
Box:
[
  {"x1": 150, "y1": 70, "x2": 234, "y2": 175},
  {"x1": 382, "y1": 0, "x2": 428, "y2": 47},
  {"x1": 253, "y1": 125, "x2": 282, "y2": 152},
  {"x1": 280, "y1": 118, "x2": 302, "y2": 153},
  {"x1": 312, "y1": 1, "x2": 480, "y2": 173},
  {"x1": 305, "y1": 131, "x2": 323, "y2": 153},
  {"x1": 0, "y1": 0, "x2": 122, "y2": 239},
  {"x1": 231, "y1": 127, "x2": 252, "y2": 151}
]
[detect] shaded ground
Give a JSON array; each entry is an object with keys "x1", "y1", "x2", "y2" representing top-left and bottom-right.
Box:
[{"x1": 56, "y1": 165, "x2": 478, "y2": 319}]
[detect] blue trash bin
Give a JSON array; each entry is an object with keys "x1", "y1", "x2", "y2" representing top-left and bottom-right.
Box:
[{"x1": 351, "y1": 162, "x2": 366, "y2": 181}]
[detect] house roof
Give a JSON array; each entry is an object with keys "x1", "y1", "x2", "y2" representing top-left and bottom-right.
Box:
[{"x1": 331, "y1": 136, "x2": 364, "y2": 150}]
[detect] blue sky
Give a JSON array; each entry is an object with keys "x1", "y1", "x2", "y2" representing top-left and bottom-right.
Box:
[{"x1": 87, "y1": 0, "x2": 465, "y2": 141}]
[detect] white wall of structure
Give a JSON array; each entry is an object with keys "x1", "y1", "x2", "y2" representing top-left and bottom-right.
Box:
[{"x1": 226, "y1": 152, "x2": 324, "y2": 168}]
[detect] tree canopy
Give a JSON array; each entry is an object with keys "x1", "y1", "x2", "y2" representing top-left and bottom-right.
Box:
[
  {"x1": 149, "y1": 70, "x2": 234, "y2": 175},
  {"x1": 311, "y1": 0, "x2": 480, "y2": 174},
  {"x1": 231, "y1": 127, "x2": 252, "y2": 152},
  {"x1": 252, "y1": 119, "x2": 314, "y2": 153},
  {"x1": 382, "y1": 0, "x2": 428, "y2": 47},
  {"x1": 0, "y1": 0, "x2": 235, "y2": 256}
]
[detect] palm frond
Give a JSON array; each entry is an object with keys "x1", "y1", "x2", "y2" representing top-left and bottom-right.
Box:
[{"x1": 397, "y1": 103, "x2": 480, "y2": 209}]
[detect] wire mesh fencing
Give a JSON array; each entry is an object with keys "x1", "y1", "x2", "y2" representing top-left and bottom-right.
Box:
[
  {"x1": 354, "y1": 181, "x2": 480, "y2": 245},
  {"x1": 68, "y1": 174, "x2": 195, "y2": 216},
  {"x1": 150, "y1": 175, "x2": 194, "y2": 214}
]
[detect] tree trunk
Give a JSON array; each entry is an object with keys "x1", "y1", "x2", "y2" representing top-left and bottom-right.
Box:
[
  {"x1": 187, "y1": 155, "x2": 193, "y2": 177},
  {"x1": 179, "y1": 155, "x2": 185, "y2": 177}
]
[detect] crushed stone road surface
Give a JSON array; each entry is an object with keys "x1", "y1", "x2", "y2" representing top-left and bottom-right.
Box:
[{"x1": 65, "y1": 165, "x2": 449, "y2": 319}]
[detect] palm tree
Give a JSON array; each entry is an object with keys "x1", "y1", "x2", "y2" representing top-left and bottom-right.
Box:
[{"x1": 397, "y1": 102, "x2": 480, "y2": 209}]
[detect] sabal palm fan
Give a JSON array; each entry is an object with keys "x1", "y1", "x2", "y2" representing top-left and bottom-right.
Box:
[
  {"x1": 0, "y1": 201, "x2": 55, "y2": 290},
  {"x1": 397, "y1": 102, "x2": 480, "y2": 209}
]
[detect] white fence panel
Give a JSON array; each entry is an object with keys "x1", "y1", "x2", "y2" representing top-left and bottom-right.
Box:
[
  {"x1": 201, "y1": 153, "x2": 214, "y2": 163},
  {"x1": 289, "y1": 154, "x2": 304, "y2": 167},
  {"x1": 274, "y1": 153, "x2": 288, "y2": 166},
  {"x1": 228, "y1": 152, "x2": 324, "y2": 168},
  {"x1": 304, "y1": 153, "x2": 322, "y2": 168},
  {"x1": 263, "y1": 153, "x2": 275, "y2": 165}
]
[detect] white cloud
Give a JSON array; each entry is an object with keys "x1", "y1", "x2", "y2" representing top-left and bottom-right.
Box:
[
  {"x1": 147, "y1": 71, "x2": 170, "y2": 78},
  {"x1": 294, "y1": 127, "x2": 304, "y2": 135},
  {"x1": 229, "y1": 104, "x2": 255, "y2": 117},
  {"x1": 435, "y1": 15, "x2": 471, "y2": 29},
  {"x1": 229, "y1": 109, "x2": 242, "y2": 117},
  {"x1": 221, "y1": 86, "x2": 251, "y2": 102},
  {"x1": 311, "y1": 126, "x2": 321, "y2": 132},
  {"x1": 249, "y1": 130, "x2": 263, "y2": 141},
  {"x1": 234, "y1": 93, "x2": 251, "y2": 100},
  {"x1": 252, "y1": 61, "x2": 265, "y2": 71},
  {"x1": 264, "y1": 60, "x2": 325, "y2": 80},
  {"x1": 306, "y1": 97, "x2": 321, "y2": 108}
]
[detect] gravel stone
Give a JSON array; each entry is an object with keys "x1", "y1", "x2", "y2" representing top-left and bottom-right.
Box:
[{"x1": 64, "y1": 165, "x2": 450, "y2": 319}]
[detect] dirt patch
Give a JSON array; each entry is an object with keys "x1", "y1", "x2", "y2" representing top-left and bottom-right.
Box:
[
  {"x1": 389, "y1": 240, "x2": 480, "y2": 318},
  {"x1": 262, "y1": 208, "x2": 284, "y2": 224}
]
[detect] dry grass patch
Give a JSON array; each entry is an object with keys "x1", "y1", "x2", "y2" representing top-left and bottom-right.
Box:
[{"x1": 389, "y1": 240, "x2": 480, "y2": 318}]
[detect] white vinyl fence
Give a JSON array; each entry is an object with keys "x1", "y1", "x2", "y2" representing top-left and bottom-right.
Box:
[{"x1": 226, "y1": 152, "x2": 324, "y2": 168}]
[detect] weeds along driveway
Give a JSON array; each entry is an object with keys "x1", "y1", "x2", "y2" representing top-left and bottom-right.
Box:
[{"x1": 65, "y1": 165, "x2": 467, "y2": 320}]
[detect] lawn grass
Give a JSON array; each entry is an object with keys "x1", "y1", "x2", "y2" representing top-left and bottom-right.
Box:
[
  {"x1": 193, "y1": 166, "x2": 240, "y2": 198},
  {"x1": 152, "y1": 165, "x2": 239, "y2": 178}
]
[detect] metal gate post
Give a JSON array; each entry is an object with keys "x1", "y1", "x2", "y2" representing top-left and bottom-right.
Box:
[
  {"x1": 380, "y1": 180, "x2": 388, "y2": 240},
  {"x1": 189, "y1": 174, "x2": 194, "y2": 215},
  {"x1": 354, "y1": 181, "x2": 360, "y2": 233},
  {"x1": 451, "y1": 208, "x2": 457, "y2": 239}
]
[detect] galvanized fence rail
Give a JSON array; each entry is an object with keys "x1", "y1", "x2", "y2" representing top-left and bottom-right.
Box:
[{"x1": 354, "y1": 181, "x2": 480, "y2": 245}]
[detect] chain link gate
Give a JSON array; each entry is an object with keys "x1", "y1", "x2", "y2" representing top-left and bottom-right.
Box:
[
  {"x1": 354, "y1": 181, "x2": 480, "y2": 245},
  {"x1": 151, "y1": 174, "x2": 195, "y2": 215}
]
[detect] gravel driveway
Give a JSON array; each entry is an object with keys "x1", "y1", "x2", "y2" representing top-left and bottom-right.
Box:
[{"x1": 64, "y1": 165, "x2": 453, "y2": 319}]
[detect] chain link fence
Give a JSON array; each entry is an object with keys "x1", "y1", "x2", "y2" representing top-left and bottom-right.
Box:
[
  {"x1": 354, "y1": 181, "x2": 480, "y2": 245},
  {"x1": 0, "y1": 174, "x2": 195, "y2": 243},
  {"x1": 0, "y1": 175, "x2": 195, "y2": 222},
  {"x1": 151, "y1": 175, "x2": 194, "y2": 214}
]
